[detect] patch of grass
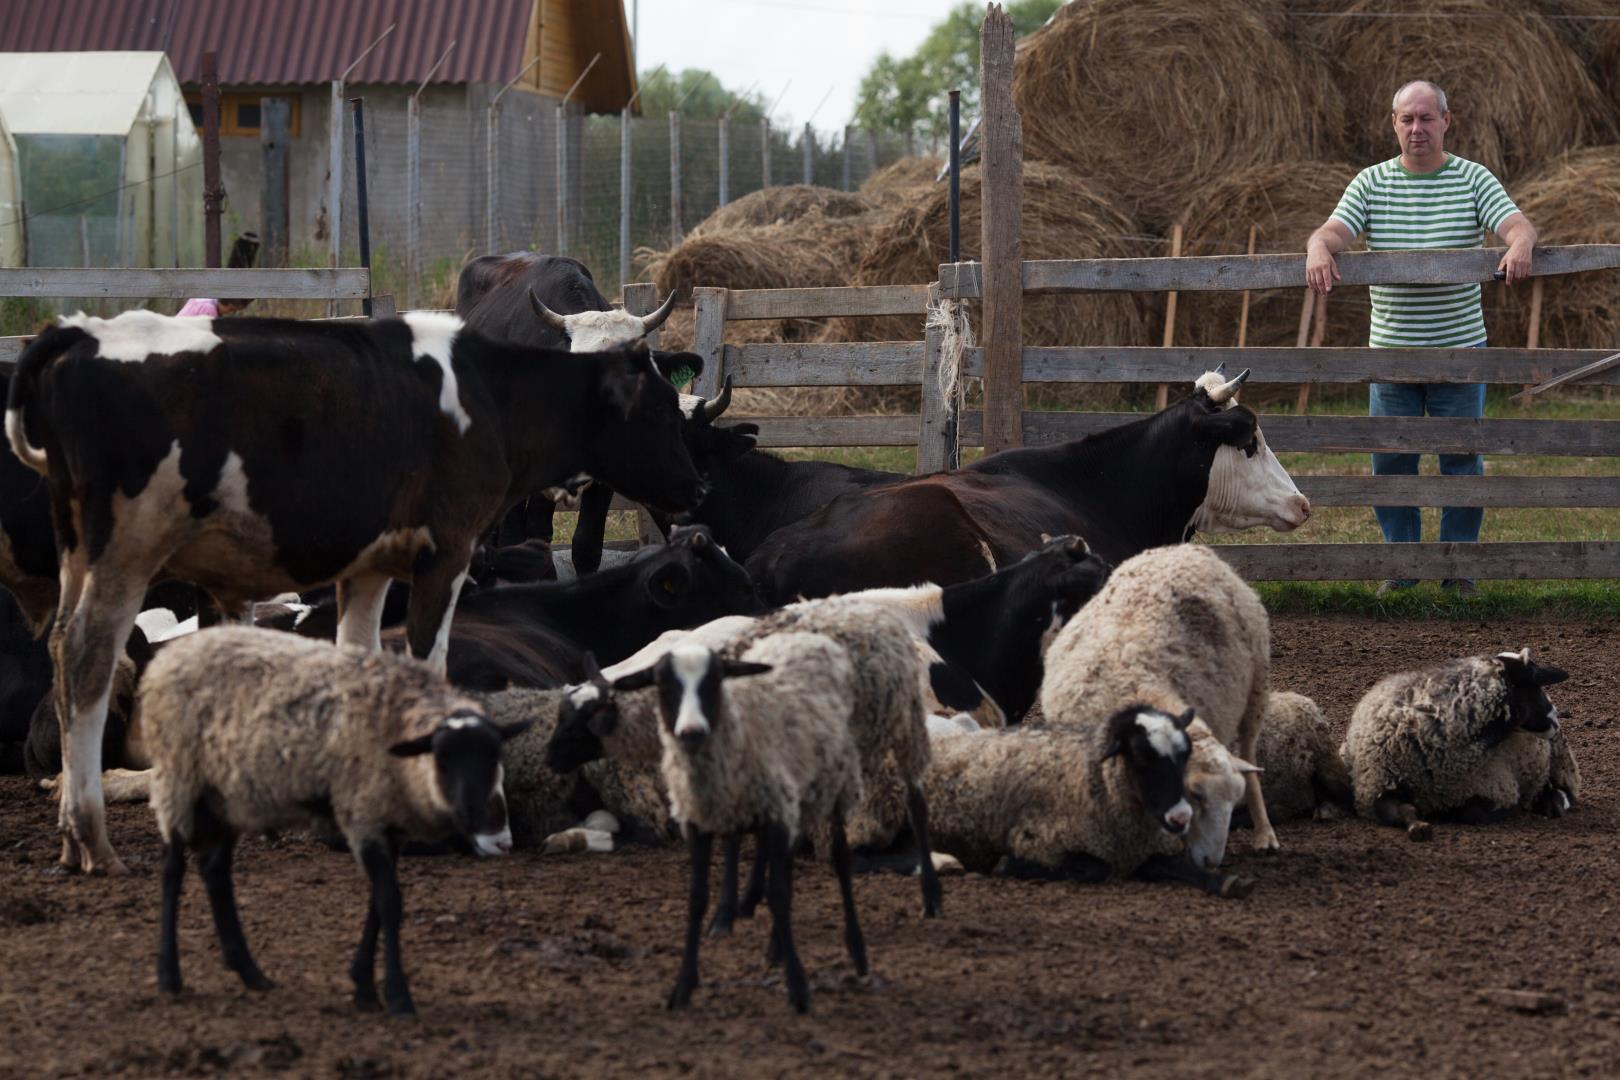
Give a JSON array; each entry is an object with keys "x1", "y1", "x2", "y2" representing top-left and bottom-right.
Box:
[{"x1": 1256, "y1": 578, "x2": 1620, "y2": 619}]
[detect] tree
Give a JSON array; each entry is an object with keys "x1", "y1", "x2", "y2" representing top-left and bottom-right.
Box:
[
  {"x1": 854, "y1": 0, "x2": 1061, "y2": 136},
  {"x1": 635, "y1": 68, "x2": 765, "y2": 122}
]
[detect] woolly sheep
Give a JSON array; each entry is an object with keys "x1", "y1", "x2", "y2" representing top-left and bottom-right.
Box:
[
  {"x1": 1246, "y1": 692, "x2": 1353, "y2": 824},
  {"x1": 1339, "y1": 648, "x2": 1577, "y2": 840},
  {"x1": 614, "y1": 633, "x2": 866, "y2": 1013},
  {"x1": 922, "y1": 705, "x2": 1252, "y2": 895},
  {"x1": 1040, "y1": 543, "x2": 1280, "y2": 856},
  {"x1": 142, "y1": 627, "x2": 530, "y2": 1017}
]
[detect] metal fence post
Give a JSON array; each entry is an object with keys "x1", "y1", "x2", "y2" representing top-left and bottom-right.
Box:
[
  {"x1": 802, "y1": 123, "x2": 813, "y2": 185},
  {"x1": 351, "y1": 97, "x2": 373, "y2": 317},
  {"x1": 201, "y1": 52, "x2": 222, "y2": 269},
  {"x1": 842, "y1": 124, "x2": 852, "y2": 191},
  {"x1": 761, "y1": 118, "x2": 771, "y2": 188},
  {"x1": 670, "y1": 109, "x2": 683, "y2": 246},
  {"x1": 718, "y1": 115, "x2": 730, "y2": 206},
  {"x1": 326, "y1": 25, "x2": 395, "y2": 314},
  {"x1": 619, "y1": 106, "x2": 632, "y2": 288}
]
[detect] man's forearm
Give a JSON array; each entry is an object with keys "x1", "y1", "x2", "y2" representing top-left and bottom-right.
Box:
[{"x1": 1499, "y1": 214, "x2": 1538, "y2": 249}]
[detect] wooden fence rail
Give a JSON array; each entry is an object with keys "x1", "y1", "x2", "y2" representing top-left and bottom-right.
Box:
[{"x1": 0, "y1": 267, "x2": 371, "y2": 300}]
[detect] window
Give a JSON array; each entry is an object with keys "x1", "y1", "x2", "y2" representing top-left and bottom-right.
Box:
[{"x1": 183, "y1": 93, "x2": 300, "y2": 137}]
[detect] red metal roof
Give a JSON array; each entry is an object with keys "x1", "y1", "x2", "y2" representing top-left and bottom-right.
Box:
[{"x1": 0, "y1": 0, "x2": 535, "y2": 87}]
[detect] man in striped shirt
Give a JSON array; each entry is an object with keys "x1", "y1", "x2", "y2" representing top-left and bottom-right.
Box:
[{"x1": 1305, "y1": 80, "x2": 1538, "y2": 596}]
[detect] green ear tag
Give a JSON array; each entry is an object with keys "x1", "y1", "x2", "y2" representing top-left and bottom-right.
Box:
[{"x1": 669, "y1": 365, "x2": 696, "y2": 390}]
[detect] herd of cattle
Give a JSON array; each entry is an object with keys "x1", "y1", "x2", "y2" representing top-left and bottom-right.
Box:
[{"x1": 0, "y1": 252, "x2": 1582, "y2": 1016}]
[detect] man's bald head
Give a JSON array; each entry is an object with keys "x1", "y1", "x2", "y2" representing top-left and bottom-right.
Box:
[{"x1": 1393, "y1": 80, "x2": 1448, "y2": 116}]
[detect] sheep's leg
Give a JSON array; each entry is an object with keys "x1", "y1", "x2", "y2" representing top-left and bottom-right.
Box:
[
  {"x1": 1239, "y1": 732, "x2": 1281, "y2": 853},
  {"x1": 405, "y1": 549, "x2": 472, "y2": 675},
  {"x1": 1532, "y1": 784, "x2": 1574, "y2": 818},
  {"x1": 906, "y1": 781, "x2": 944, "y2": 917},
  {"x1": 360, "y1": 839, "x2": 415, "y2": 1017},
  {"x1": 569, "y1": 484, "x2": 615, "y2": 575},
  {"x1": 738, "y1": 831, "x2": 767, "y2": 920},
  {"x1": 1373, "y1": 792, "x2": 1432, "y2": 841},
  {"x1": 764, "y1": 822, "x2": 810, "y2": 1013},
  {"x1": 197, "y1": 835, "x2": 272, "y2": 991},
  {"x1": 349, "y1": 900, "x2": 382, "y2": 1011},
  {"x1": 707, "y1": 834, "x2": 742, "y2": 937},
  {"x1": 829, "y1": 809, "x2": 869, "y2": 977},
  {"x1": 157, "y1": 839, "x2": 187, "y2": 994},
  {"x1": 1137, "y1": 852, "x2": 1254, "y2": 899},
  {"x1": 668, "y1": 826, "x2": 712, "y2": 1010}
]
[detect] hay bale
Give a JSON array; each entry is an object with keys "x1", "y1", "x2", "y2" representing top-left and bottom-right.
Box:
[
  {"x1": 1526, "y1": 0, "x2": 1620, "y2": 102},
  {"x1": 1299, "y1": 0, "x2": 1616, "y2": 184},
  {"x1": 829, "y1": 160, "x2": 1151, "y2": 348},
  {"x1": 1013, "y1": 0, "x2": 1346, "y2": 230},
  {"x1": 1177, "y1": 160, "x2": 1372, "y2": 349},
  {"x1": 859, "y1": 156, "x2": 942, "y2": 209},
  {"x1": 1492, "y1": 146, "x2": 1620, "y2": 350},
  {"x1": 688, "y1": 184, "x2": 874, "y2": 235}
]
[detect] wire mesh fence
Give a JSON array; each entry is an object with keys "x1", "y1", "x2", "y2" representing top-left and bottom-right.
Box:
[{"x1": 325, "y1": 89, "x2": 930, "y2": 308}]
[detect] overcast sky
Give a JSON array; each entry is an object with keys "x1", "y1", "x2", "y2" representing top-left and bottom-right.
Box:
[{"x1": 631, "y1": 0, "x2": 961, "y2": 132}]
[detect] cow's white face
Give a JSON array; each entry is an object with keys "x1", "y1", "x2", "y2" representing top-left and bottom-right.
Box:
[
  {"x1": 1190, "y1": 426, "x2": 1311, "y2": 534},
  {"x1": 561, "y1": 309, "x2": 653, "y2": 353}
]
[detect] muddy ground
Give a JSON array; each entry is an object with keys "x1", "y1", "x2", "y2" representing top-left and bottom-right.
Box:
[{"x1": 2, "y1": 614, "x2": 1618, "y2": 1078}]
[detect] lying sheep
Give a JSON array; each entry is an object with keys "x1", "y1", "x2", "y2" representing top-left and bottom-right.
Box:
[
  {"x1": 1339, "y1": 648, "x2": 1577, "y2": 840},
  {"x1": 1040, "y1": 543, "x2": 1279, "y2": 857},
  {"x1": 142, "y1": 627, "x2": 530, "y2": 1017},
  {"x1": 615, "y1": 634, "x2": 866, "y2": 1013},
  {"x1": 923, "y1": 705, "x2": 1250, "y2": 896},
  {"x1": 1245, "y1": 692, "x2": 1352, "y2": 824}
]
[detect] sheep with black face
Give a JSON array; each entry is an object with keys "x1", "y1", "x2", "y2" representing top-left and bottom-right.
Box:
[{"x1": 142, "y1": 627, "x2": 529, "y2": 1017}]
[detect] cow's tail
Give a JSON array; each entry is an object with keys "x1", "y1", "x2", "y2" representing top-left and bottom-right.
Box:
[{"x1": 6, "y1": 321, "x2": 70, "y2": 474}]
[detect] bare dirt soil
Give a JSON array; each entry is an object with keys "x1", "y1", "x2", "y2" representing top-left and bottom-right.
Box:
[{"x1": 2, "y1": 614, "x2": 1619, "y2": 1079}]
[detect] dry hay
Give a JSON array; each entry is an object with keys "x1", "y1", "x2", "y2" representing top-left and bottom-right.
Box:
[
  {"x1": 1013, "y1": 0, "x2": 1346, "y2": 230},
  {"x1": 828, "y1": 160, "x2": 1151, "y2": 350},
  {"x1": 1298, "y1": 0, "x2": 1616, "y2": 184},
  {"x1": 686, "y1": 184, "x2": 874, "y2": 235},
  {"x1": 1491, "y1": 145, "x2": 1620, "y2": 350},
  {"x1": 1526, "y1": 0, "x2": 1620, "y2": 102},
  {"x1": 859, "y1": 156, "x2": 943, "y2": 209},
  {"x1": 1176, "y1": 160, "x2": 1372, "y2": 351}
]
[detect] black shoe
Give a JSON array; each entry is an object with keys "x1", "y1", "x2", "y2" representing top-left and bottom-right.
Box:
[{"x1": 1441, "y1": 578, "x2": 1478, "y2": 596}]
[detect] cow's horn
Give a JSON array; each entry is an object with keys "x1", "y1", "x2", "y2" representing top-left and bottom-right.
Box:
[
  {"x1": 702, "y1": 376, "x2": 734, "y2": 421},
  {"x1": 582, "y1": 650, "x2": 609, "y2": 688},
  {"x1": 527, "y1": 288, "x2": 571, "y2": 334},
  {"x1": 640, "y1": 291, "x2": 678, "y2": 333},
  {"x1": 1213, "y1": 362, "x2": 1226, "y2": 376},
  {"x1": 1214, "y1": 367, "x2": 1252, "y2": 401}
]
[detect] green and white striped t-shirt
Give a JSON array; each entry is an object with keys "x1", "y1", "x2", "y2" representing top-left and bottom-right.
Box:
[{"x1": 1330, "y1": 154, "x2": 1520, "y2": 347}]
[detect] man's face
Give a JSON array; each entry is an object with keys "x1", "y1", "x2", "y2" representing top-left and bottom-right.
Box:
[{"x1": 1392, "y1": 88, "x2": 1450, "y2": 162}]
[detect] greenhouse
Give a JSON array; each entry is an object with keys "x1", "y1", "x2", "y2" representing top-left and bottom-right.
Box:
[
  {"x1": 0, "y1": 107, "x2": 20, "y2": 266},
  {"x1": 0, "y1": 51, "x2": 202, "y2": 268}
]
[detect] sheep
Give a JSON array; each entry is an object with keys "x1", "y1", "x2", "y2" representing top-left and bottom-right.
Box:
[
  {"x1": 1039, "y1": 543, "x2": 1280, "y2": 859},
  {"x1": 612, "y1": 634, "x2": 866, "y2": 1013},
  {"x1": 141, "y1": 627, "x2": 530, "y2": 1017},
  {"x1": 1244, "y1": 692, "x2": 1353, "y2": 824},
  {"x1": 924, "y1": 704, "x2": 1252, "y2": 895},
  {"x1": 1338, "y1": 648, "x2": 1577, "y2": 841}
]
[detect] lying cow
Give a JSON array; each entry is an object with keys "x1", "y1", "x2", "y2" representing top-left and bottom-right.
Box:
[
  {"x1": 744, "y1": 367, "x2": 1310, "y2": 604},
  {"x1": 7, "y1": 308, "x2": 707, "y2": 874}
]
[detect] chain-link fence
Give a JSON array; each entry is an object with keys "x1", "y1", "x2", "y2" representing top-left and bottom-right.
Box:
[{"x1": 327, "y1": 90, "x2": 933, "y2": 308}]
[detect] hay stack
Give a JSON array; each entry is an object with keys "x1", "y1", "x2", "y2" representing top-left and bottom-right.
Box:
[
  {"x1": 687, "y1": 184, "x2": 873, "y2": 235},
  {"x1": 1012, "y1": 0, "x2": 1346, "y2": 230},
  {"x1": 829, "y1": 160, "x2": 1150, "y2": 348},
  {"x1": 1299, "y1": 0, "x2": 1616, "y2": 183},
  {"x1": 859, "y1": 156, "x2": 942, "y2": 209},
  {"x1": 1527, "y1": 0, "x2": 1620, "y2": 102},
  {"x1": 1177, "y1": 161, "x2": 1371, "y2": 349},
  {"x1": 1492, "y1": 146, "x2": 1620, "y2": 350}
]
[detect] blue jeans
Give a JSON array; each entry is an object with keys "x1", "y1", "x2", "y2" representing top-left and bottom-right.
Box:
[{"x1": 1369, "y1": 356, "x2": 1486, "y2": 581}]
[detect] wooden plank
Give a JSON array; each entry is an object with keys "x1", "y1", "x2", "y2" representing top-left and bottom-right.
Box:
[
  {"x1": 1297, "y1": 288, "x2": 1326, "y2": 414},
  {"x1": 1517, "y1": 349, "x2": 1620, "y2": 403},
  {"x1": 1295, "y1": 475, "x2": 1620, "y2": 508},
  {"x1": 728, "y1": 414, "x2": 920, "y2": 447},
  {"x1": 261, "y1": 97, "x2": 291, "y2": 268},
  {"x1": 724, "y1": 284, "x2": 930, "y2": 321},
  {"x1": 0, "y1": 268, "x2": 370, "y2": 300},
  {"x1": 917, "y1": 282, "x2": 958, "y2": 474},
  {"x1": 369, "y1": 294, "x2": 397, "y2": 318},
  {"x1": 957, "y1": 411, "x2": 1620, "y2": 456},
  {"x1": 977, "y1": 3, "x2": 1024, "y2": 453},
  {"x1": 721, "y1": 342, "x2": 925, "y2": 386},
  {"x1": 1211, "y1": 541, "x2": 1620, "y2": 581},
  {"x1": 623, "y1": 282, "x2": 660, "y2": 349},
  {"x1": 689, "y1": 287, "x2": 728, "y2": 400},
  {"x1": 938, "y1": 244, "x2": 1620, "y2": 297},
  {"x1": 967, "y1": 346, "x2": 1620, "y2": 385}
]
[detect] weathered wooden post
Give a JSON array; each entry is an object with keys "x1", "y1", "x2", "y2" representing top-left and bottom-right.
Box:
[
  {"x1": 978, "y1": 4, "x2": 1024, "y2": 453},
  {"x1": 690, "y1": 287, "x2": 728, "y2": 400},
  {"x1": 760, "y1": 118, "x2": 772, "y2": 189},
  {"x1": 260, "y1": 98, "x2": 291, "y2": 268},
  {"x1": 842, "y1": 124, "x2": 853, "y2": 191},
  {"x1": 718, "y1": 114, "x2": 731, "y2": 205}
]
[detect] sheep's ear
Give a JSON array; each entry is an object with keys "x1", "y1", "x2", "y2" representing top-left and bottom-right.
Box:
[
  {"x1": 494, "y1": 719, "x2": 534, "y2": 742},
  {"x1": 1099, "y1": 737, "x2": 1126, "y2": 761},
  {"x1": 719, "y1": 659, "x2": 772, "y2": 680},
  {"x1": 612, "y1": 668, "x2": 657, "y2": 692},
  {"x1": 1532, "y1": 662, "x2": 1569, "y2": 688},
  {"x1": 388, "y1": 733, "x2": 436, "y2": 758},
  {"x1": 1174, "y1": 706, "x2": 1196, "y2": 730},
  {"x1": 1101, "y1": 706, "x2": 1139, "y2": 759}
]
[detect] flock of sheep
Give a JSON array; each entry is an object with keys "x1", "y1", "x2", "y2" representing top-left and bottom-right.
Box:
[{"x1": 123, "y1": 536, "x2": 1578, "y2": 1017}]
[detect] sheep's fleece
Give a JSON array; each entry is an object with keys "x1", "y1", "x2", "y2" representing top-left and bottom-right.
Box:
[
  {"x1": 144, "y1": 628, "x2": 488, "y2": 852},
  {"x1": 1252, "y1": 692, "x2": 1352, "y2": 822},
  {"x1": 1339, "y1": 655, "x2": 1580, "y2": 819}
]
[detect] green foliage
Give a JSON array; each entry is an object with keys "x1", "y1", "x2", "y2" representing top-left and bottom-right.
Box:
[
  {"x1": 854, "y1": 0, "x2": 1062, "y2": 136},
  {"x1": 0, "y1": 295, "x2": 53, "y2": 337},
  {"x1": 636, "y1": 68, "x2": 766, "y2": 122}
]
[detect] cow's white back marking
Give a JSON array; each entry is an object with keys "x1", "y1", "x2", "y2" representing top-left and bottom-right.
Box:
[
  {"x1": 62, "y1": 310, "x2": 222, "y2": 363},
  {"x1": 214, "y1": 451, "x2": 252, "y2": 515},
  {"x1": 669, "y1": 644, "x2": 713, "y2": 739},
  {"x1": 1138, "y1": 709, "x2": 1189, "y2": 759},
  {"x1": 403, "y1": 312, "x2": 472, "y2": 434}
]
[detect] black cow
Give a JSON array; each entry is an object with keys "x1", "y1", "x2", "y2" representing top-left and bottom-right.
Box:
[
  {"x1": 7, "y1": 308, "x2": 706, "y2": 874},
  {"x1": 0, "y1": 407, "x2": 61, "y2": 635},
  {"x1": 744, "y1": 368, "x2": 1311, "y2": 605},
  {"x1": 457, "y1": 252, "x2": 683, "y2": 565}
]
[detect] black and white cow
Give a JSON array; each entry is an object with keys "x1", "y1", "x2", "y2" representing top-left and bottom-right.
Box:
[
  {"x1": 745, "y1": 368, "x2": 1310, "y2": 604},
  {"x1": 6, "y1": 308, "x2": 706, "y2": 874}
]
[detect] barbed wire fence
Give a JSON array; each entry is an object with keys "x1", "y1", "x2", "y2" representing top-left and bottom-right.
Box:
[{"x1": 328, "y1": 91, "x2": 931, "y2": 310}]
